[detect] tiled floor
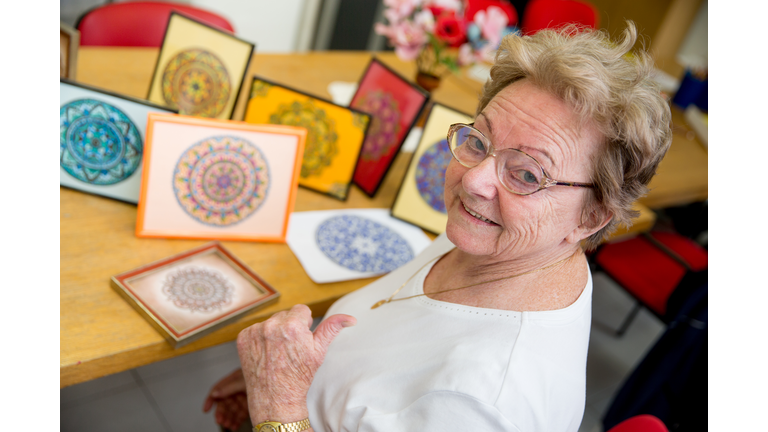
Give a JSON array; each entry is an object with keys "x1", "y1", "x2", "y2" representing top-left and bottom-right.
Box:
[{"x1": 60, "y1": 272, "x2": 665, "y2": 432}]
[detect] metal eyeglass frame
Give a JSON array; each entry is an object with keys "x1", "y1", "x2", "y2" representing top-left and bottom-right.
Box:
[{"x1": 447, "y1": 123, "x2": 595, "y2": 196}]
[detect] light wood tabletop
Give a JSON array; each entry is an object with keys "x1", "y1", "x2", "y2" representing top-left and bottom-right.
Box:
[{"x1": 61, "y1": 48, "x2": 698, "y2": 388}]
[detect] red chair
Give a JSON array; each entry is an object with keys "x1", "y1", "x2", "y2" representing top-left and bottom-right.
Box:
[
  {"x1": 593, "y1": 231, "x2": 708, "y2": 335},
  {"x1": 76, "y1": 1, "x2": 235, "y2": 47},
  {"x1": 464, "y1": 0, "x2": 519, "y2": 27},
  {"x1": 607, "y1": 414, "x2": 669, "y2": 432},
  {"x1": 521, "y1": 0, "x2": 599, "y2": 35}
]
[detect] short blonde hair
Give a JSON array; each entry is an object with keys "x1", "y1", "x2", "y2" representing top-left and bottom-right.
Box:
[{"x1": 478, "y1": 22, "x2": 672, "y2": 250}]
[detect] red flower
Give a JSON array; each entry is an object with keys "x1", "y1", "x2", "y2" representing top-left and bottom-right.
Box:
[{"x1": 434, "y1": 10, "x2": 466, "y2": 47}]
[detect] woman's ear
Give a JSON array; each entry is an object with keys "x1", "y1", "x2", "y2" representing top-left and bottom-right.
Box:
[{"x1": 566, "y1": 205, "x2": 613, "y2": 245}]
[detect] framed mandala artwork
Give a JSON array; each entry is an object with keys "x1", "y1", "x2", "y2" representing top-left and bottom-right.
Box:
[
  {"x1": 112, "y1": 242, "x2": 279, "y2": 348},
  {"x1": 350, "y1": 58, "x2": 430, "y2": 197},
  {"x1": 147, "y1": 12, "x2": 254, "y2": 120},
  {"x1": 243, "y1": 77, "x2": 371, "y2": 201},
  {"x1": 60, "y1": 79, "x2": 177, "y2": 203},
  {"x1": 286, "y1": 209, "x2": 432, "y2": 283},
  {"x1": 136, "y1": 113, "x2": 306, "y2": 242},
  {"x1": 391, "y1": 103, "x2": 473, "y2": 234}
]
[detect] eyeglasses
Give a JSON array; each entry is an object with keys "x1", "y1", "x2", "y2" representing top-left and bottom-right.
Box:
[{"x1": 447, "y1": 123, "x2": 594, "y2": 196}]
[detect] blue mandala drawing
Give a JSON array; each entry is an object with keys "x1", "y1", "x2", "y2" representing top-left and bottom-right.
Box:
[
  {"x1": 415, "y1": 139, "x2": 451, "y2": 213},
  {"x1": 60, "y1": 99, "x2": 143, "y2": 185},
  {"x1": 316, "y1": 215, "x2": 414, "y2": 273}
]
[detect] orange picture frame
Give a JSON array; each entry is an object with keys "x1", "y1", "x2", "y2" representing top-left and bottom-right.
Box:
[{"x1": 136, "y1": 113, "x2": 306, "y2": 242}]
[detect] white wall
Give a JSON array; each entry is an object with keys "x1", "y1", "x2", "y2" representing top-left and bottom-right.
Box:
[
  {"x1": 190, "y1": 0, "x2": 318, "y2": 52},
  {"x1": 677, "y1": 0, "x2": 707, "y2": 68}
]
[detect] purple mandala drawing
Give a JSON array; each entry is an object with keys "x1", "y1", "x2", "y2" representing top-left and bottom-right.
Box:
[
  {"x1": 162, "y1": 266, "x2": 234, "y2": 313},
  {"x1": 355, "y1": 90, "x2": 401, "y2": 161},
  {"x1": 415, "y1": 139, "x2": 451, "y2": 213}
]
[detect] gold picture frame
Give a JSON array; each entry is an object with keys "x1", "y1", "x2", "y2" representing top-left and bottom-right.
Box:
[
  {"x1": 147, "y1": 12, "x2": 255, "y2": 119},
  {"x1": 391, "y1": 103, "x2": 473, "y2": 234}
]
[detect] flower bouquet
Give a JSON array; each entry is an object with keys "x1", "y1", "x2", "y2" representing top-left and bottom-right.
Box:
[{"x1": 375, "y1": 0, "x2": 519, "y2": 91}]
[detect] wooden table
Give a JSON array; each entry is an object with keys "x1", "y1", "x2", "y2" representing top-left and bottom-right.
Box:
[{"x1": 61, "y1": 49, "x2": 700, "y2": 388}]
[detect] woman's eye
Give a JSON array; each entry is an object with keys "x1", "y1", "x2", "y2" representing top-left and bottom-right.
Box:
[
  {"x1": 522, "y1": 171, "x2": 538, "y2": 184},
  {"x1": 470, "y1": 137, "x2": 486, "y2": 152},
  {"x1": 508, "y1": 169, "x2": 539, "y2": 185}
]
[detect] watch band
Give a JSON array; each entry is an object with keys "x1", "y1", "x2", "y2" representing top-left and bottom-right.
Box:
[
  {"x1": 280, "y1": 418, "x2": 311, "y2": 432},
  {"x1": 253, "y1": 418, "x2": 311, "y2": 432}
]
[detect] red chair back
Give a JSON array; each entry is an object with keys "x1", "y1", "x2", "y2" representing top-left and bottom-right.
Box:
[
  {"x1": 607, "y1": 414, "x2": 669, "y2": 432},
  {"x1": 464, "y1": 0, "x2": 519, "y2": 27},
  {"x1": 77, "y1": 1, "x2": 235, "y2": 47},
  {"x1": 595, "y1": 232, "x2": 708, "y2": 317},
  {"x1": 521, "y1": 0, "x2": 599, "y2": 35}
]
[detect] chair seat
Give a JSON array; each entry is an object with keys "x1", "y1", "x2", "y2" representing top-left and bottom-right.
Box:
[
  {"x1": 77, "y1": 1, "x2": 235, "y2": 47},
  {"x1": 607, "y1": 414, "x2": 668, "y2": 432},
  {"x1": 595, "y1": 232, "x2": 707, "y2": 317}
]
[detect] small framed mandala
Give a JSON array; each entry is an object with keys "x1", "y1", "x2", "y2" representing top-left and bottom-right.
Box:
[
  {"x1": 243, "y1": 76, "x2": 371, "y2": 201},
  {"x1": 112, "y1": 242, "x2": 279, "y2": 348},
  {"x1": 60, "y1": 79, "x2": 176, "y2": 203},
  {"x1": 147, "y1": 12, "x2": 254, "y2": 120},
  {"x1": 137, "y1": 113, "x2": 306, "y2": 242},
  {"x1": 391, "y1": 103, "x2": 473, "y2": 234},
  {"x1": 349, "y1": 58, "x2": 430, "y2": 197},
  {"x1": 286, "y1": 209, "x2": 432, "y2": 283}
]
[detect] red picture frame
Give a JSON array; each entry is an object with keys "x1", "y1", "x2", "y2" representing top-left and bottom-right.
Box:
[{"x1": 350, "y1": 58, "x2": 430, "y2": 197}]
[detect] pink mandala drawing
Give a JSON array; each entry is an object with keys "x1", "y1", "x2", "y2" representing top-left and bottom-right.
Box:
[
  {"x1": 162, "y1": 266, "x2": 234, "y2": 313},
  {"x1": 173, "y1": 136, "x2": 270, "y2": 226}
]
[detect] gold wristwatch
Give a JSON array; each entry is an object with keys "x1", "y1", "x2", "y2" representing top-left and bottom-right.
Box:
[{"x1": 253, "y1": 418, "x2": 311, "y2": 432}]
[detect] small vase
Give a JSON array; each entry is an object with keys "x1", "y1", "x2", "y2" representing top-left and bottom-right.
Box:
[{"x1": 415, "y1": 70, "x2": 441, "y2": 92}]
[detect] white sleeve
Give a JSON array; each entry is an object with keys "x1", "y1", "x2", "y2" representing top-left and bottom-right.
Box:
[{"x1": 350, "y1": 391, "x2": 521, "y2": 432}]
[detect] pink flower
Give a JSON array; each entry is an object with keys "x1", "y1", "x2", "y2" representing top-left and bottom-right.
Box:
[
  {"x1": 414, "y1": 9, "x2": 435, "y2": 32},
  {"x1": 383, "y1": 0, "x2": 422, "y2": 22},
  {"x1": 474, "y1": 5, "x2": 508, "y2": 46},
  {"x1": 425, "y1": 0, "x2": 462, "y2": 12},
  {"x1": 458, "y1": 43, "x2": 474, "y2": 66},
  {"x1": 391, "y1": 21, "x2": 429, "y2": 61}
]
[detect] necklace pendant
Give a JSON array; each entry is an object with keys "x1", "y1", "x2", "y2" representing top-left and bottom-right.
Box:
[{"x1": 371, "y1": 299, "x2": 386, "y2": 309}]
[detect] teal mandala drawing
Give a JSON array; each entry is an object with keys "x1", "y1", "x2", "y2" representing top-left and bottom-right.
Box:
[{"x1": 60, "y1": 99, "x2": 143, "y2": 185}]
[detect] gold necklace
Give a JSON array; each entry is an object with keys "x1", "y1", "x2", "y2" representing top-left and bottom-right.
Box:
[{"x1": 371, "y1": 250, "x2": 579, "y2": 309}]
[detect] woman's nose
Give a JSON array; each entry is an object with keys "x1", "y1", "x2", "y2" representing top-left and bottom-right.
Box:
[{"x1": 461, "y1": 155, "x2": 499, "y2": 200}]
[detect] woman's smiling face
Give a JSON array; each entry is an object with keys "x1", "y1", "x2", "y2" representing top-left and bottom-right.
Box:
[{"x1": 444, "y1": 79, "x2": 605, "y2": 262}]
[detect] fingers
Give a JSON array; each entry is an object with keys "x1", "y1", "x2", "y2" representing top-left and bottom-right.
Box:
[
  {"x1": 203, "y1": 395, "x2": 214, "y2": 412},
  {"x1": 211, "y1": 369, "x2": 246, "y2": 398},
  {"x1": 313, "y1": 313, "x2": 356, "y2": 352},
  {"x1": 286, "y1": 304, "x2": 314, "y2": 329}
]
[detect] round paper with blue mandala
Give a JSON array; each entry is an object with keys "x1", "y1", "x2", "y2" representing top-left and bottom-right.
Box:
[
  {"x1": 161, "y1": 48, "x2": 231, "y2": 117},
  {"x1": 173, "y1": 136, "x2": 270, "y2": 226},
  {"x1": 60, "y1": 99, "x2": 142, "y2": 185},
  {"x1": 415, "y1": 139, "x2": 452, "y2": 213},
  {"x1": 316, "y1": 215, "x2": 414, "y2": 273},
  {"x1": 162, "y1": 266, "x2": 234, "y2": 313}
]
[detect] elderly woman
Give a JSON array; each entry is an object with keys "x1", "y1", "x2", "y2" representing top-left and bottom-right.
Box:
[{"x1": 203, "y1": 22, "x2": 671, "y2": 432}]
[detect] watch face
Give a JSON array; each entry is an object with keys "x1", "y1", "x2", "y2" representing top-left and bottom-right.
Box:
[{"x1": 259, "y1": 425, "x2": 278, "y2": 432}]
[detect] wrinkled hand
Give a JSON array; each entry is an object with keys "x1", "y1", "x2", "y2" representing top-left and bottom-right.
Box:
[
  {"x1": 237, "y1": 304, "x2": 356, "y2": 424},
  {"x1": 203, "y1": 368, "x2": 250, "y2": 431}
]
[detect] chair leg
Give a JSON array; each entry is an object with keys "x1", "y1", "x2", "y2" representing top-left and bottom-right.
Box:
[{"x1": 615, "y1": 301, "x2": 642, "y2": 337}]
